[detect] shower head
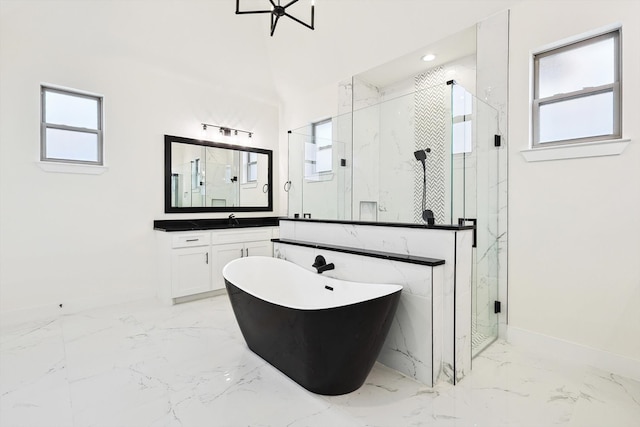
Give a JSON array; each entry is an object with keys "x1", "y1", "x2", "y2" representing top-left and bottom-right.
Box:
[{"x1": 413, "y1": 148, "x2": 431, "y2": 162}]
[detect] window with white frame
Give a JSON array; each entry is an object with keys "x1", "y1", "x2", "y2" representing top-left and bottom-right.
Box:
[
  {"x1": 452, "y1": 84, "x2": 473, "y2": 154},
  {"x1": 244, "y1": 151, "x2": 258, "y2": 183},
  {"x1": 305, "y1": 118, "x2": 332, "y2": 178},
  {"x1": 41, "y1": 86, "x2": 104, "y2": 164},
  {"x1": 532, "y1": 29, "x2": 621, "y2": 147}
]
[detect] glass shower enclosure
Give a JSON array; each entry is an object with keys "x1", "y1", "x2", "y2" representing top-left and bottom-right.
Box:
[{"x1": 287, "y1": 82, "x2": 501, "y2": 357}]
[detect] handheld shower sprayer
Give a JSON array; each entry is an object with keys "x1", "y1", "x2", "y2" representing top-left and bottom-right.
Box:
[
  {"x1": 413, "y1": 148, "x2": 431, "y2": 163},
  {"x1": 414, "y1": 147, "x2": 435, "y2": 225}
]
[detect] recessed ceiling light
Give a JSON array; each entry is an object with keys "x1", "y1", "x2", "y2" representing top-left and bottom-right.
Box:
[{"x1": 421, "y1": 54, "x2": 436, "y2": 62}]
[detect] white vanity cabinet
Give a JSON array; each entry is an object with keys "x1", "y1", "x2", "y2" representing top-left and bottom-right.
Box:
[
  {"x1": 168, "y1": 232, "x2": 212, "y2": 298},
  {"x1": 171, "y1": 247, "x2": 211, "y2": 297},
  {"x1": 210, "y1": 228, "x2": 275, "y2": 291},
  {"x1": 156, "y1": 226, "x2": 277, "y2": 303}
]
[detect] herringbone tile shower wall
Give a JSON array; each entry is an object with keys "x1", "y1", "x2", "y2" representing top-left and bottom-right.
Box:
[{"x1": 414, "y1": 68, "x2": 447, "y2": 224}]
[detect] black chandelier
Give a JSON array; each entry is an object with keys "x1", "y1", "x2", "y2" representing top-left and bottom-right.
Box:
[{"x1": 236, "y1": 0, "x2": 315, "y2": 37}]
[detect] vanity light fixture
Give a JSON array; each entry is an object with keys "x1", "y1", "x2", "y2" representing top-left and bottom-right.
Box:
[
  {"x1": 236, "y1": 0, "x2": 315, "y2": 37},
  {"x1": 201, "y1": 123, "x2": 253, "y2": 138},
  {"x1": 421, "y1": 53, "x2": 436, "y2": 62}
]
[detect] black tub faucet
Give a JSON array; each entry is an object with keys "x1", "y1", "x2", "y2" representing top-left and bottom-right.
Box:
[{"x1": 312, "y1": 255, "x2": 335, "y2": 274}]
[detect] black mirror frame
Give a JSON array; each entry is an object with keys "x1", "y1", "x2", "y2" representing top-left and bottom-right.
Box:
[{"x1": 164, "y1": 134, "x2": 273, "y2": 213}]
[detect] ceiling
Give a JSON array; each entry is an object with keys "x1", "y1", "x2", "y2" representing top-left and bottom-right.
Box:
[
  {"x1": 256, "y1": 0, "x2": 515, "y2": 102},
  {"x1": 354, "y1": 25, "x2": 477, "y2": 88},
  {"x1": 1, "y1": 1, "x2": 516, "y2": 106}
]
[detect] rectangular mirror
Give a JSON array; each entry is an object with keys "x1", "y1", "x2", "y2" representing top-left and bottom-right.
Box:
[{"x1": 164, "y1": 135, "x2": 273, "y2": 213}]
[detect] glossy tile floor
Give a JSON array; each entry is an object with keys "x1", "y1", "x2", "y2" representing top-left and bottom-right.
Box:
[{"x1": 1, "y1": 295, "x2": 639, "y2": 427}]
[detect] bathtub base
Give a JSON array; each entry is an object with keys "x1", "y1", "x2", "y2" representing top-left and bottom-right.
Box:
[{"x1": 225, "y1": 280, "x2": 401, "y2": 395}]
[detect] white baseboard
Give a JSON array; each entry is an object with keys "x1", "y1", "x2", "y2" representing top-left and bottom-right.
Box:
[
  {"x1": 507, "y1": 326, "x2": 640, "y2": 382},
  {"x1": 0, "y1": 288, "x2": 156, "y2": 327}
]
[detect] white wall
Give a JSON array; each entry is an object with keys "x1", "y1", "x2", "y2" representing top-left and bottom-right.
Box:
[
  {"x1": 0, "y1": 1, "x2": 280, "y2": 316},
  {"x1": 508, "y1": 1, "x2": 640, "y2": 361}
]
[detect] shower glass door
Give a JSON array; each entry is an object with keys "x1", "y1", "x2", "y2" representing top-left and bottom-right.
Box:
[{"x1": 449, "y1": 83, "x2": 500, "y2": 356}]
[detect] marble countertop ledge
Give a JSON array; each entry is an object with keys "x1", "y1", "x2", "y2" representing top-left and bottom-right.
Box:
[
  {"x1": 272, "y1": 238, "x2": 445, "y2": 267},
  {"x1": 154, "y1": 216, "x2": 282, "y2": 232}
]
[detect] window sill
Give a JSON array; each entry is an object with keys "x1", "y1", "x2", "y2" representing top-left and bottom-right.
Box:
[
  {"x1": 36, "y1": 161, "x2": 109, "y2": 175},
  {"x1": 305, "y1": 172, "x2": 334, "y2": 183},
  {"x1": 520, "y1": 138, "x2": 630, "y2": 162}
]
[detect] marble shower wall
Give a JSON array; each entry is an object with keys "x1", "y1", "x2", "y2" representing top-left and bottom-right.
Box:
[
  {"x1": 351, "y1": 77, "x2": 446, "y2": 224},
  {"x1": 351, "y1": 81, "x2": 381, "y2": 220},
  {"x1": 377, "y1": 91, "x2": 415, "y2": 223}
]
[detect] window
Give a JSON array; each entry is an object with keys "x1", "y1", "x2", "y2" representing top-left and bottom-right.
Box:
[
  {"x1": 532, "y1": 29, "x2": 620, "y2": 147},
  {"x1": 191, "y1": 158, "x2": 201, "y2": 189},
  {"x1": 305, "y1": 118, "x2": 332, "y2": 178},
  {"x1": 245, "y1": 151, "x2": 258, "y2": 182},
  {"x1": 41, "y1": 86, "x2": 103, "y2": 164},
  {"x1": 452, "y1": 84, "x2": 473, "y2": 154},
  {"x1": 240, "y1": 151, "x2": 257, "y2": 184}
]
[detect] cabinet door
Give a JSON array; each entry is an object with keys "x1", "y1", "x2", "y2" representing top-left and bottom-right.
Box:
[
  {"x1": 244, "y1": 240, "x2": 273, "y2": 258},
  {"x1": 210, "y1": 242, "x2": 245, "y2": 291},
  {"x1": 171, "y1": 247, "x2": 211, "y2": 298}
]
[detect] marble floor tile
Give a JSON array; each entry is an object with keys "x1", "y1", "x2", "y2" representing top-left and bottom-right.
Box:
[
  {"x1": 0, "y1": 318, "x2": 73, "y2": 427},
  {"x1": 1, "y1": 295, "x2": 639, "y2": 427}
]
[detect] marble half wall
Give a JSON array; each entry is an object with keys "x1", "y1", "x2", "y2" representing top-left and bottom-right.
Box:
[
  {"x1": 273, "y1": 242, "x2": 442, "y2": 387},
  {"x1": 277, "y1": 219, "x2": 473, "y2": 386}
]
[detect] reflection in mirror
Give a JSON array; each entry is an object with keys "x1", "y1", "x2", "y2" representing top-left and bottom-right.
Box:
[{"x1": 165, "y1": 135, "x2": 272, "y2": 213}]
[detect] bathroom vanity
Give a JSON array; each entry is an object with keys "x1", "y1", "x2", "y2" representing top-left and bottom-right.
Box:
[
  {"x1": 157, "y1": 134, "x2": 280, "y2": 303},
  {"x1": 154, "y1": 217, "x2": 279, "y2": 303}
]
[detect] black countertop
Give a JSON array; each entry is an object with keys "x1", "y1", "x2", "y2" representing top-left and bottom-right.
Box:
[
  {"x1": 154, "y1": 217, "x2": 281, "y2": 232},
  {"x1": 280, "y1": 217, "x2": 475, "y2": 231},
  {"x1": 154, "y1": 216, "x2": 475, "y2": 232},
  {"x1": 272, "y1": 238, "x2": 445, "y2": 267}
]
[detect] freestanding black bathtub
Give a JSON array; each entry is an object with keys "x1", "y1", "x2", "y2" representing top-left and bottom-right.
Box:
[{"x1": 223, "y1": 256, "x2": 402, "y2": 395}]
